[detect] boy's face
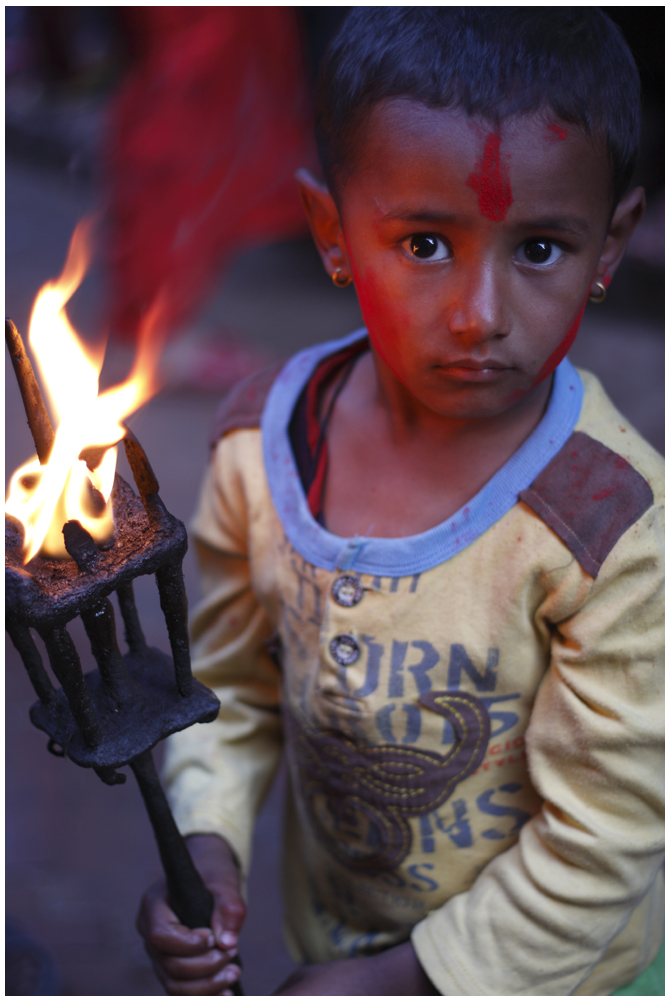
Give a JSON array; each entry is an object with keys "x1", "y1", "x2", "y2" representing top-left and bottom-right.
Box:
[{"x1": 306, "y1": 100, "x2": 642, "y2": 420}]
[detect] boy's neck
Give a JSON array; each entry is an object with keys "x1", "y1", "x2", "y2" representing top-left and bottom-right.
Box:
[{"x1": 322, "y1": 348, "x2": 555, "y2": 539}]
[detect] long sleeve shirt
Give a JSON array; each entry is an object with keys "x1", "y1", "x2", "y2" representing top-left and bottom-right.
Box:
[{"x1": 164, "y1": 331, "x2": 664, "y2": 996}]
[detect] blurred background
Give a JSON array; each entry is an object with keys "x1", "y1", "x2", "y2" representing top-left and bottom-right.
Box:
[{"x1": 5, "y1": 6, "x2": 663, "y2": 996}]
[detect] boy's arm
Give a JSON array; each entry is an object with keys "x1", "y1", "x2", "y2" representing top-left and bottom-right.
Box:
[
  {"x1": 165, "y1": 429, "x2": 283, "y2": 876},
  {"x1": 273, "y1": 941, "x2": 439, "y2": 995},
  {"x1": 411, "y1": 502, "x2": 664, "y2": 997},
  {"x1": 138, "y1": 431, "x2": 282, "y2": 994}
]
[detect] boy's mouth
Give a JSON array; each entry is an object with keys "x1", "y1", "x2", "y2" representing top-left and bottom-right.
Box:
[{"x1": 435, "y1": 360, "x2": 511, "y2": 382}]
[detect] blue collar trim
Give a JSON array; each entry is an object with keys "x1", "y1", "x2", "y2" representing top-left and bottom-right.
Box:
[{"x1": 261, "y1": 329, "x2": 583, "y2": 577}]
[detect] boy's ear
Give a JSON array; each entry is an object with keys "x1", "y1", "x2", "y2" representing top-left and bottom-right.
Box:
[
  {"x1": 295, "y1": 169, "x2": 352, "y2": 283},
  {"x1": 593, "y1": 186, "x2": 646, "y2": 287}
]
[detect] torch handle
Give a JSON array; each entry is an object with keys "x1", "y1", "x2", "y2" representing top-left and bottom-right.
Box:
[{"x1": 130, "y1": 749, "x2": 243, "y2": 993}]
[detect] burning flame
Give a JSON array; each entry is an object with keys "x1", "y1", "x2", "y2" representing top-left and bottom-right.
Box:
[{"x1": 6, "y1": 219, "x2": 165, "y2": 563}]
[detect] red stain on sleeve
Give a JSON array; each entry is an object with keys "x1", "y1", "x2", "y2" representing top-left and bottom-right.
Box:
[
  {"x1": 592, "y1": 487, "x2": 616, "y2": 501},
  {"x1": 546, "y1": 123, "x2": 568, "y2": 141},
  {"x1": 466, "y1": 134, "x2": 513, "y2": 222}
]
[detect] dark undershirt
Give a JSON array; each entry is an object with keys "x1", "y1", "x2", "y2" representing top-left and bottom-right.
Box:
[{"x1": 288, "y1": 340, "x2": 369, "y2": 527}]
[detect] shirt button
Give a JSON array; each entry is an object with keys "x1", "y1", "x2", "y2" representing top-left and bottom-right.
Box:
[
  {"x1": 331, "y1": 574, "x2": 364, "y2": 608},
  {"x1": 329, "y1": 633, "x2": 361, "y2": 666}
]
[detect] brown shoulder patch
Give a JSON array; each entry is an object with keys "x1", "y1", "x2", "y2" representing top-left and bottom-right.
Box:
[
  {"x1": 209, "y1": 361, "x2": 284, "y2": 449},
  {"x1": 519, "y1": 431, "x2": 654, "y2": 578}
]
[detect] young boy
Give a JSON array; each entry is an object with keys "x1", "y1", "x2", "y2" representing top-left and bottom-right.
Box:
[{"x1": 138, "y1": 9, "x2": 663, "y2": 996}]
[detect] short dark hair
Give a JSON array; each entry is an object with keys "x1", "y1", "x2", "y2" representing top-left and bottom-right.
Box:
[{"x1": 315, "y1": 7, "x2": 641, "y2": 206}]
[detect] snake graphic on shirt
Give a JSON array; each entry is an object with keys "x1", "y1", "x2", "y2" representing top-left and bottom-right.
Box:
[{"x1": 286, "y1": 690, "x2": 490, "y2": 872}]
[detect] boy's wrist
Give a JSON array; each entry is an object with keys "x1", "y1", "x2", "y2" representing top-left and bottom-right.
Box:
[
  {"x1": 186, "y1": 833, "x2": 242, "y2": 875},
  {"x1": 374, "y1": 940, "x2": 440, "y2": 995},
  {"x1": 274, "y1": 939, "x2": 440, "y2": 995}
]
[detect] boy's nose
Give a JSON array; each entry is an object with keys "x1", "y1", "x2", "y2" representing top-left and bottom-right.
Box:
[{"x1": 445, "y1": 263, "x2": 511, "y2": 345}]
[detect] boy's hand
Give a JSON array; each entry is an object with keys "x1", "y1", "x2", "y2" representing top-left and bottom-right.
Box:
[
  {"x1": 273, "y1": 940, "x2": 439, "y2": 996},
  {"x1": 137, "y1": 834, "x2": 245, "y2": 996}
]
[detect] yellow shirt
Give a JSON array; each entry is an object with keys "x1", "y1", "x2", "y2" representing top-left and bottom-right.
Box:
[{"x1": 164, "y1": 345, "x2": 663, "y2": 997}]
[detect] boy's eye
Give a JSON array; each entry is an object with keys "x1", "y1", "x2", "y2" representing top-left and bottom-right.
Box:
[
  {"x1": 517, "y1": 240, "x2": 563, "y2": 266},
  {"x1": 404, "y1": 234, "x2": 450, "y2": 260}
]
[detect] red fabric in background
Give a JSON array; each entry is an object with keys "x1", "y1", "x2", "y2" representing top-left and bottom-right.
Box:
[{"x1": 105, "y1": 7, "x2": 316, "y2": 341}]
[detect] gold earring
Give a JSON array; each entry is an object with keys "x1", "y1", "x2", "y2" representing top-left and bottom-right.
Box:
[
  {"x1": 589, "y1": 280, "x2": 607, "y2": 303},
  {"x1": 332, "y1": 269, "x2": 352, "y2": 288}
]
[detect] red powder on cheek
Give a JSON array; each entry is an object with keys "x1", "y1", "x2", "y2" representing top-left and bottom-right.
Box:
[
  {"x1": 531, "y1": 296, "x2": 589, "y2": 389},
  {"x1": 346, "y1": 240, "x2": 414, "y2": 389},
  {"x1": 546, "y1": 123, "x2": 568, "y2": 142},
  {"x1": 466, "y1": 133, "x2": 514, "y2": 221}
]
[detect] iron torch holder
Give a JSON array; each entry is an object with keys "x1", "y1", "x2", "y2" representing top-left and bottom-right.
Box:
[{"x1": 5, "y1": 318, "x2": 242, "y2": 993}]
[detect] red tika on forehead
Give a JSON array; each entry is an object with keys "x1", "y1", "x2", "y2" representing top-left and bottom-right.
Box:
[{"x1": 466, "y1": 133, "x2": 514, "y2": 222}]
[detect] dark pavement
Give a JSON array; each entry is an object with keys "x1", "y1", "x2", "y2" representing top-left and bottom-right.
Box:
[{"x1": 5, "y1": 148, "x2": 663, "y2": 997}]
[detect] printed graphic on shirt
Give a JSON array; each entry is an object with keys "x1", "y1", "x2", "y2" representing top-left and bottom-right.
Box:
[
  {"x1": 305, "y1": 783, "x2": 533, "y2": 914},
  {"x1": 273, "y1": 547, "x2": 535, "y2": 860},
  {"x1": 287, "y1": 690, "x2": 490, "y2": 873},
  {"x1": 418, "y1": 781, "x2": 532, "y2": 856},
  {"x1": 421, "y1": 799, "x2": 473, "y2": 850},
  {"x1": 324, "y1": 631, "x2": 523, "y2": 747}
]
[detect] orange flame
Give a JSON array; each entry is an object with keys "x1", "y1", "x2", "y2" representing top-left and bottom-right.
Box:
[{"x1": 6, "y1": 220, "x2": 166, "y2": 563}]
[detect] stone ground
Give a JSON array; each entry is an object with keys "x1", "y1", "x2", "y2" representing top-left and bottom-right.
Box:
[{"x1": 5, "y1": 151, "x2": 663, "y2": 997}]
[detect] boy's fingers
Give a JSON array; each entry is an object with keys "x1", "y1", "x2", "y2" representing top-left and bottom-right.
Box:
[
  {"x1": 210, "y1": 891, "x2": 246, "y2": 950},
  {"x1": 138, "y1": 886, "x2": 214, "y2": 956},
  {"x1": 143, "y1": 924, "x2": 215, "y2": 959},
  {"x1": 155, "y1": 948, "x2": 234, "y2": 981},
  {"x1": 153, "y1": 957, "x2": 242, "y2": 996}
]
